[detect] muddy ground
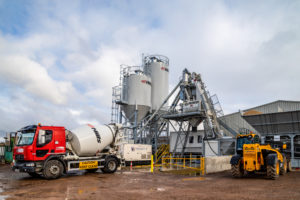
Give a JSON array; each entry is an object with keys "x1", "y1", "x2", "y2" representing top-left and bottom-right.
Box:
[{"x1": 0, "y1": 165, "x2": 300, "y2": 200}]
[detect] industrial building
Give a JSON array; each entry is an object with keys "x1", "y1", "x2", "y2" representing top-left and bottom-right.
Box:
[{"x1": 220, "y1": 100, "x2": 300, "y2": 136}]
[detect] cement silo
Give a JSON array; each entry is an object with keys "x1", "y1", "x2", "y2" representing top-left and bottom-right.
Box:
[
  {"x1": 121, "y1": 70, "x2": 152, "y2": 123},
  {"x1": 143, "y1": 55, "x2": 169, "y2": 111}
]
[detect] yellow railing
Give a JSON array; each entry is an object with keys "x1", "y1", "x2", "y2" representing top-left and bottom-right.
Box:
[
  {"x1": 133, "y1": 155, "x2": 205, "y2": 175},
  {"x1": 161, "y1": 155, "x2": 205, "y2": 175}
]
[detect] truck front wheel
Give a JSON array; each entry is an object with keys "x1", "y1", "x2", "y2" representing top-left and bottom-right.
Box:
[
  {"x1": 43, "y1": 160, "x2": 63, "y2": 179},
  {"x1": 101, "y1": 157, "x2": 118, "y2": 173}
]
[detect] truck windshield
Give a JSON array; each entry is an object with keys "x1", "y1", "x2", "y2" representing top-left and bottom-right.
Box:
[{"x1": 16, "y1": 131, "x2": 35, "y2": 146}]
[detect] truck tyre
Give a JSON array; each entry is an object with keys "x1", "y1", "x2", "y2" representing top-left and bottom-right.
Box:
[
  {"x1": 280, "y1": 156, "x2": 287, "y2": 175},
  {"x1": 101, "y1": 157, "x2": 118, "y2": 173},
  {"x1": 231, "y1": 159, "x2": 244, "y2": 178},
  {"x1": 86, "y1": 168, "x2": 98, "y2": 173},
  {"x1": 43, "y1": 160, "x2": 63, "y2": 179},
  {"x1": 267, "y1": 155, "x2": 279, "y2": 180},
  {"x1": 28, "y1": 172, "x2": 40, "y2": 178}
]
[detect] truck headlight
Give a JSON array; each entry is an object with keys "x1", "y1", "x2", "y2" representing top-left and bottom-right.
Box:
[
  {"x1": 17, "y1": 148, "x2": 24, "y2": 153},
  {"x1": 26, "y1": 163, "x2": 35, "y2": 167}
]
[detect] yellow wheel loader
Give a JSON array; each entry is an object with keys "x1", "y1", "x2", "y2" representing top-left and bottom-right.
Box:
[{"x1": 230, "y1": 134, "x2": 288, "y2": 180}]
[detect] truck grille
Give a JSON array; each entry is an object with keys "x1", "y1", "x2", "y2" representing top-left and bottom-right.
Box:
[{"x1": 15, "y1": 154, "x2": 24, "y2": 161}]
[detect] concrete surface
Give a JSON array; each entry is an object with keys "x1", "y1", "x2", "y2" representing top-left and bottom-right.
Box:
[
  {"x1": 1, "y1": 164, "x2": 300, "y2": 200},
  {"x1": 205, "y1": 155, "x2": 232, "y2": 174}
]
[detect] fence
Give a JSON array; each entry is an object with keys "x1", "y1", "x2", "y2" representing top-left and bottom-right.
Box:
[{"x1": 160, "y1": 155, "x2": 205, "y2": 175}]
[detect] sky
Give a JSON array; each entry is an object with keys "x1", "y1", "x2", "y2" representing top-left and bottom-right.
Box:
[{"x1": 0, "y1": 0, "x2": 300, "y2": 133}]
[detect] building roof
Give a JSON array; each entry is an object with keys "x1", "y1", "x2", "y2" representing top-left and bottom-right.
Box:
[{"x1": 224, "y1": 100, "x2": 300, "y2": 117}]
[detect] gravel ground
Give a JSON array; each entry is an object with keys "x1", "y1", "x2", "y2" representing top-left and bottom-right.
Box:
[{"x1": 0, "y1": 165, "x2": 300, "y2": 200}]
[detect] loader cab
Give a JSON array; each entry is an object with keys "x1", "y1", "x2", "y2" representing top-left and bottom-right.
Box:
[{"x1": 236, "y1": 134, "x2": 260, "y2": 154}]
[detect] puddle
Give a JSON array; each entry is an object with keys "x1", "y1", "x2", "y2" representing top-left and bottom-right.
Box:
[
  {"x1": 0, "y1": 187, "x2": 9, "y2": 200},
  {"x1": 150, "y1": 187, "x2": 166, "y2": 192},
  {"x1": 157, "y1": 187, "x2": 166, "y2": 191},
  {"x1": 181, "y1": 177, "x2": 207, "y2": 181}
]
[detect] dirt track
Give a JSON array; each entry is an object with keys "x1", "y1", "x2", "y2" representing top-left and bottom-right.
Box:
[{"x1": 0, "y1": 165, "x2": 300, "y2": 200}]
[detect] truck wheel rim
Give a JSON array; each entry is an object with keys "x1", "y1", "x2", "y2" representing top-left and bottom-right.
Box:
[
  {"x1": 50, "y1": 166, "x2": 59, "y2": 175},
  {"x1": 108, "y1": 161, "x2": 116, "y2": 170}
]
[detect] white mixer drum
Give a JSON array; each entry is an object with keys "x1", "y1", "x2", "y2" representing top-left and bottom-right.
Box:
[{"x1": 70, "y1": 124, "x2": 115, "y2": 157}]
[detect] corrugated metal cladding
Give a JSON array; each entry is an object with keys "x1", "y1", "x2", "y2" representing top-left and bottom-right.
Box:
[
  {"x1": 220, "y1": 100, "x2": 300, "y2": 136},
  {"x1": 243, "y1": 110, "x2": 300, "y2": 135}
]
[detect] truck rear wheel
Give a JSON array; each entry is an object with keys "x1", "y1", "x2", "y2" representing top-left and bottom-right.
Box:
[
  {"x1": 280, "y1": 156, "x2": 287, "y2": 175},
  {"x1": 267, "y1": 155, "x2": 279, "y2": 180},
  {"x1": 43, "y1": 160, "x2": 63, "y2": 179},
  {"x1": 101, "y1": 157, "x2": 118, "y2": 173},
  {"x1": 231, "y1": 159, "x2": 244, "y2": 178}
]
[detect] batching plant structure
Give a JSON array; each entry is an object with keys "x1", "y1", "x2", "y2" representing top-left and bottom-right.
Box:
[{"x1": 111, "y1": 54, "x2": 237, "y2": 156}]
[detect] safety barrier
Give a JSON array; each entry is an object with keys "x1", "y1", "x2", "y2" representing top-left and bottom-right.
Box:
[
  {"x1": 127, "y1": 154, "x2": 205, "y2": 176},
  {"x1": 160, "y1": 155, "x2": 205, "y2": 175}
]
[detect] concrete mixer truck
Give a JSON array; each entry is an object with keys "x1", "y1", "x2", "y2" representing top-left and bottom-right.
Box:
[{"x1": 12, "y1": 123, "x2": 123, "y2": 179}]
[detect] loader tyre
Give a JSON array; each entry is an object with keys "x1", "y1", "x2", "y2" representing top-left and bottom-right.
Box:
[
  {"x1": 287, "y1": 159, "x2": 293, "y2": 172},
  {"x1": 267, "y1": 155, "x2": 279, "y2": 180},
  {"x1": 43, "y1": 160, "x2": 63, "y2": 179},
  {"x1": 231, "y1": 159, "x2": 244, "y2": 178},
  {"x1": 101, "y1": 157, "x2": 118, "y2": 174},
  {"x1": 280, "y1": 156, "x2": 287, "y2": 175}
]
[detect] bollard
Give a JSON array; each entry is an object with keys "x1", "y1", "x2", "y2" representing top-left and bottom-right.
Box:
[{"x1": 151, "y1": 155, "x2": 154, "y2": 173}]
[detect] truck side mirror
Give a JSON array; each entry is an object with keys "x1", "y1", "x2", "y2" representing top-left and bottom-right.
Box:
[{"x1": 38, "y1": 130, "x2": 46, "y2": 145}]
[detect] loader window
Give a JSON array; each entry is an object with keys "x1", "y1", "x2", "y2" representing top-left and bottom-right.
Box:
[
  {"x1": 37, "y1": 130, "x2": 53, "y2": 147},
  {"x1": 236, "y1": 137, "x2": 253, "y2": 151}
]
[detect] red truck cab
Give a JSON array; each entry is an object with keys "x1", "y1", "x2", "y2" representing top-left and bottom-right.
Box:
[
  {"x1": 13, "y1": 125, "x2": 66, "y2": 177},
  {"x1": 12, "y1": 124, "x2": 121, "y2": 179}
]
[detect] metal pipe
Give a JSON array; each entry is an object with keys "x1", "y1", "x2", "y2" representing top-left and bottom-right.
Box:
[{"x1": 137, "y1": 80, "x2": 182, "y2": 136}]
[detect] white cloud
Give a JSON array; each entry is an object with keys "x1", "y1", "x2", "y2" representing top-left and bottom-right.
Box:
[
  {"x1": 0, "y1": 0, "x2": 300, "y2": 131},
  {"x1": 0, "y1": 55, "x2": 74, "y2": 105}
]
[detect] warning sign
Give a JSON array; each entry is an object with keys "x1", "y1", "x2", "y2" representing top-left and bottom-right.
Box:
[{"x1": 79, "y1": 161, "x2": 98, "y2": 170}]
